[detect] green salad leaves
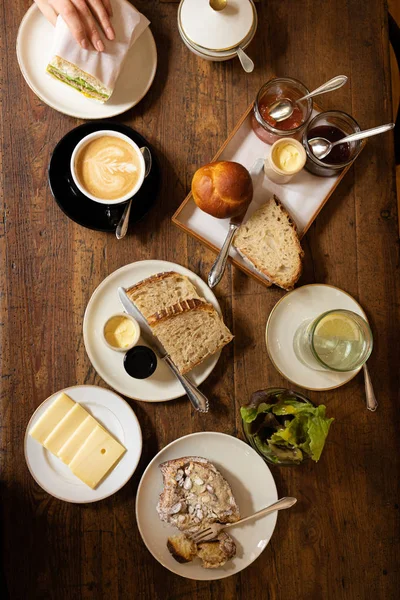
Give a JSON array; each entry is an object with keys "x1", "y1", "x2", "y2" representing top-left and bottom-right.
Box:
[{"x1": 241, "y1": 390, "x2": 333, "y2": 464}]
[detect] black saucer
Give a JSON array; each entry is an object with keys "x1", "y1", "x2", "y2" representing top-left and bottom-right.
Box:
[{"x1": 48, "y1": 122, "x2": 160, "y2": 232}]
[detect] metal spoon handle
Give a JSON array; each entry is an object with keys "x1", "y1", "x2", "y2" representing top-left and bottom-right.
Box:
[
  {"x1": 363, "y1": 363, "x2": 378, "y2": 412},
  {"x1": 298, "y1": 75, "x2": 348, "y2": 102},
  {"x1": 208, "y1": 222, "x2": 238, "y2": 288},
  {"x1": 163, "y1": 355, "x2": 209, "y2": 413},
  {"x1": 116, "y1": 200, "x2": 132, "y2": 239},
  {"x1": 225, "y1": 497, "x2": 297, "y2": 529},
  {"x1": 115, "y1": 146, "x2": 152, "y2": 240},
  {"x1": 236, "y1": 46, "x2": 254, "y2": 73},
  {"x1": 330, "y1": 123, "x2": 395, "y2": 147}
]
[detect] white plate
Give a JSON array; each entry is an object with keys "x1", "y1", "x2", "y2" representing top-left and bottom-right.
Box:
[
  {"x1": 24, "y1": 385, "x2": 142, "y2": 503},
  {"x1": 16, "y1": 4, "x2": 157, "y2": 119},
  {"x1": 83, "y1": 260, "x2": 223, "y2": 402},
  {"x1": 266, "y1": 284, "x2": 368, "y2": 391},
  {"x1": 136, "y1": 432, "x2": 278, "y2": 580}
]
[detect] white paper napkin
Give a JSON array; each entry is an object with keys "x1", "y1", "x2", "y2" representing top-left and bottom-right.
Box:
[{"x1": 49, "y1": 0, "x2": 150, "y2": 92}]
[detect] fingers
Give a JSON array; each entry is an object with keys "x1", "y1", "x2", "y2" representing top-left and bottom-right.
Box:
[
  {"x1": 34, "y1": 0, "x2": 59, "y2": 26},
  {"x1": 49, "y1": 0, "x2": 115, "y2": 51},
  {"x1": 50, "y1": 0, "x2": 89, "y2": 49},
  {"x1": 73, "y1": 0, "x2": 106, "y2": 51},
  {"x1": 101, "y1": 0, "x2": 113, "y2": 18},
  {"x1": 86, "y1": 0, "x2": 115, "y2": 40}
]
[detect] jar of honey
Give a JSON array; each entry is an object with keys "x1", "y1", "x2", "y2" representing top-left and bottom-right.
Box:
[{"x1": 252, "y1": 77, "x2": 313, "y2": 144}]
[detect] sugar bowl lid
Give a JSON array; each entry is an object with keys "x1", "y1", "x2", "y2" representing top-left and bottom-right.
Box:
[{"x1": 179, "y1": 0, "x2": 255, "y2": 52}]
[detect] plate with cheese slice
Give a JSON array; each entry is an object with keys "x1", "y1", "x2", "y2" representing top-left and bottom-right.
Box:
[{"x1": 24, "y1": 385, "x2": 142, "y2": 503}]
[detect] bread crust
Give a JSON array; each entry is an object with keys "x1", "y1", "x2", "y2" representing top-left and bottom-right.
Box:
[
  {"x1": 192, "y1": 161, "x2": 253, "y2": 219},
  {"x1": 234, "y1": 196, "x2": 304, "y2": 291},
  {"x1": 147, "y1": 298, "x2": 211, "y2": 326},
  {"x1": 126, "y1": 271, "x2": 187, "y2": 297}
]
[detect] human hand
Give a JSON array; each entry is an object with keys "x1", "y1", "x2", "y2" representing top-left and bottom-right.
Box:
[{"x1": 34, "y1": 0, "x2": 115, "y2": 51}]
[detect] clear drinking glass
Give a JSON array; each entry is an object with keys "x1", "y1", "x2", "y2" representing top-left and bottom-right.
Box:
[{"x1": 293, "y1": 309, "x2": 373, "y2": 372}]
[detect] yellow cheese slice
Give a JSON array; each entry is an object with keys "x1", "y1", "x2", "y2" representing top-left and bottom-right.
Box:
[
  {"x1": 29, "y1": 393, "x2": 75, "y2": 444},
  {"x1": 43, "y1": 403, "x2": 89, "y2": 455},
  {"x1": 69, "y1": 426, "x2": 126, "y2": 489},
  {"x1": 57, "y1": 415, "x2": 98, "y2": 465}
]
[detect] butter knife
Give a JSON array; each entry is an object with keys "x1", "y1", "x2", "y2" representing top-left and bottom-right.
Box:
[
  {"x1": 118, "y1": 288, "x2": 209, "y2": 413},
  {"x1": 208, "y1": 158, "x2": 264, "y2": 289}
]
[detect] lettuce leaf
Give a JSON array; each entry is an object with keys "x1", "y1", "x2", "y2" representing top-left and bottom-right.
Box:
[
  {"x1": 240, "y1": 402, "x2": 273, "y2": 423},
  {"x1": 241, "y1": 393, "x2": 333, "y2": 462}
]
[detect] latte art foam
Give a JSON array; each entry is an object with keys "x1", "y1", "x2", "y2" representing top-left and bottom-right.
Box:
[{"x1": 75, "y1": 136, "x2": 142, "y2": 201}]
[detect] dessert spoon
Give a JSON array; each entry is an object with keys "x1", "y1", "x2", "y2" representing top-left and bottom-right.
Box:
[
  {"x1": 188, "y1": 497, "x2": 297, "y2": 543},
  {"x1": 309, "y1": 122, "x2": 395, "y2": 160},
  {"x1": 268, "y1": 75, "x2": 348, "y2": 123},
  {"x1": 116, "y1": 146, "x2": 152, "y2": 240}
]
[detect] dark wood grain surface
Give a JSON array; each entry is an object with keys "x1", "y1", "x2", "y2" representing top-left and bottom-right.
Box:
[{"x1": 1, "y1": 1, "x2": 399, "y2": 599}]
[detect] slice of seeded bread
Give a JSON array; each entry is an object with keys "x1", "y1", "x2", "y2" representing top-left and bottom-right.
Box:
[
  {"x1": 126, "y1": 271, "x2": 202, "y2": 319},
  {"x1": 233, "y1": 196, "x2": 304, "y2": 290},
  {"x1": 148, "y1": 299, "x2": 233, "y2": 374}
]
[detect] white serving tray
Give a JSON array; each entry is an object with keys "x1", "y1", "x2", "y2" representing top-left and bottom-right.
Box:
[{"x1": 172, "y1": 103, "x2": 364, "y2": 287}]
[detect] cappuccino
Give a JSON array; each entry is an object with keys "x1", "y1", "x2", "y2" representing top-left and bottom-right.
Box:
[{"x1": 74, "y1": 136, "x2": 142, "y2": 201}]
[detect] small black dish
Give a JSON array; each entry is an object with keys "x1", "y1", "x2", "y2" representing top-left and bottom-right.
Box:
[
  {"x1": 124, "y1": 345, "x2": 158, "y2": 380},
  {"x1": 48, "y1": 121, "x2": 160, "y2": 232}
]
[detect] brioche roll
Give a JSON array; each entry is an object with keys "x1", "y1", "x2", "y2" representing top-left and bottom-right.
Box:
[{"x1": 191, "y1": 161, "x2": 253, "y2": 219}]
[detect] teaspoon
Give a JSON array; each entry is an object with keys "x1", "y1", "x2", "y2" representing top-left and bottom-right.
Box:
[
  {"x1": 116, "y1": 146, "x2": 152, "y2": 240},
  {"x1": 236, "y1": 46, "x2": 254, "y2": 73},
  {"x1": 309, "y1": 122, "x2": 395, "y2": 161},
  {"x1": 268, "y1": 75, "x2": 348, "y2": 123},
  {"x1": 363, "y1": 363, "x2": 378, "y2": 412}
]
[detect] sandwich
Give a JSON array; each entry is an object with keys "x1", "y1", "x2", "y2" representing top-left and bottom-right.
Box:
[
  {"x1": 46, "y1": 56, "x2": 112, "y2": 102},
  {"x1": 46, "y1": 0, "x2": 150, "y2": 102}
]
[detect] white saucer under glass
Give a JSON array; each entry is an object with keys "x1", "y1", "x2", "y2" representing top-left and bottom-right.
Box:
[{"x1": 265, "y1": 284, "x2": 370, "y2": 391}]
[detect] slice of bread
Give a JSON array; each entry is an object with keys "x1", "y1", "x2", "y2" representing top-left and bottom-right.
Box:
[
  {"x1": 126, "y1": 272, "x2": 202, "y2": 319},
  {"x1": 148, "y1": 299, "x2": 233, "y2": 374},
  {"x1": 233, "y1": 196, "x2": 304, "y2": 290}
]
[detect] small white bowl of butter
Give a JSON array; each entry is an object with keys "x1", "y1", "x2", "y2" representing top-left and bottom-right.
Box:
[
  {"x1": 103, "y1": 314, "x2": 140, "y2": 352},
  {"x1": 264, "y1": 138, "x2": 306, "y2": 184}
]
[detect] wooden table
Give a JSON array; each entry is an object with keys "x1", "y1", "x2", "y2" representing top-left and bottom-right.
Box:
[{"x1": 1, "y1": 1, "x2": 399, "y2": 598}]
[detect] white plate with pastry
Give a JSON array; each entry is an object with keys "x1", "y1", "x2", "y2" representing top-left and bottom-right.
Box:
[
  {"x1": 24, "y1": 385, "x2": 142, "y2": 503},
  {"x1": 16, "y1": 3, "x2": 157, "y2": 119},
  {"x1": 136, "y1": 432, "x2": 279, "y2": 580},
  {"x1": 266, "y1": 284, "x2": 368, "y2": 390},
  {"x1": 83, "y1": 260, "x2": 232, "y2": 402}
]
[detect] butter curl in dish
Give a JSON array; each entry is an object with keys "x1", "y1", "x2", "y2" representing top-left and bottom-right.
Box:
[{"x1": 46, "y1": 0, "x2": 150, "y2": 102}]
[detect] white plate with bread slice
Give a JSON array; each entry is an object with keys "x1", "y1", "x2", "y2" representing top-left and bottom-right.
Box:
[
  {"x1": 25, "y1": 385, "x2": 142, "y2": 503},
  {"x1": 136, "y1": 432, "x2": 279, "y2": 580},
  {"x1": 83, "y1": 260, "x2": 233, "y2": 401}
]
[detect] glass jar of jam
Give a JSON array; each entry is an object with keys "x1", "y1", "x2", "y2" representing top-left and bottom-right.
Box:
[
  {"x1": 303, "y1": 111, "x2": 362, "y2": 176},
  {"x1": 252, "y1": 77, "x2": 313, "y2": 144}
]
